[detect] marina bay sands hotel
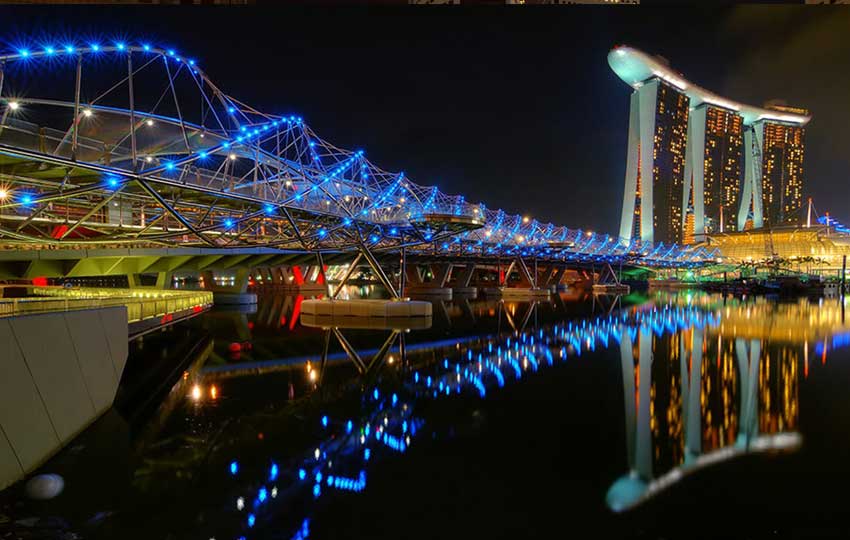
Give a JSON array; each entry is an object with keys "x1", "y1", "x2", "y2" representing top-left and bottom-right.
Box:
[{"x1": 609, "y1": 46, "x2": 811, "y2": 245}]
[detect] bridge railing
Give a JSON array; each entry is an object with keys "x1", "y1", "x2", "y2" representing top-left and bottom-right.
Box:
[{"x1": 0, "y1": 287, "x2": 213, "y2": 323}]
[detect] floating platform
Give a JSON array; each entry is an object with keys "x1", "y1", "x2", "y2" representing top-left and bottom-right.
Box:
[
  {"x1": 300, "y1": 298, "x2": 432, "y2": 318},
  {"x1": 592, "y1": 284, "x2": 630, "y2": 295},
  {"x1": 301, "y1": 314, "x2": 432, "y2": 330},
  {"x1": 452, "y1": 287, "x2": 478, "y2": 298},
  {"x1": 499, "y1": 287, "x2": 551, "y2": 299}
]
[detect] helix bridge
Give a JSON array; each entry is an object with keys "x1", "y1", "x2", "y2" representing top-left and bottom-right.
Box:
[{"x1": 0, "y1": 37, "x2": 718, "y2": 284}]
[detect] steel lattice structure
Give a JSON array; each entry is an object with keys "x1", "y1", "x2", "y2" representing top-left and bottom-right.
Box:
[{"x1": 0, "y1": 38, "x2": 719, "y2": 268}]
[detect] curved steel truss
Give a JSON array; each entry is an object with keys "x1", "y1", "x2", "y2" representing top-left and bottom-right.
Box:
[{"x1": 0, "y1": 39, "x2": 717, "y2": 267}]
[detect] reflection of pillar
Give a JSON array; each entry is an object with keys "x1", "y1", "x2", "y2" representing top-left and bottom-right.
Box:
[
  {"x1": 636, "y1": 325, "x2": 653, "y2": 480},
  {"x1": 619, "y1": 329, "x2": 637, "y2": 471},
  {"x1": 735, "y1": 338, "x2": 761, "y2": 447},
  {"x1": 685, "y1": 330, "x2": 703, "y2": 460}
]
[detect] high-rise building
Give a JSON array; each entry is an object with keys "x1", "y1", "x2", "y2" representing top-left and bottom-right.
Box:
[
  {"x1": 608, "y1": 46, "x2": 810, "y2": 245},
  {"x1": 615, "y1": 76, "x2": 689, "y2": 244}
]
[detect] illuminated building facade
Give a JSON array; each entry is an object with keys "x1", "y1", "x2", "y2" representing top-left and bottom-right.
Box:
[
  {"x1": 745, "y1": 116, "x2": 807, "y2": 228},
  {"x1": 609, "y1": 46, "x2": 810, "y2": 245},
  {"x1": 616, "y1": 77, "x2": 690, "y2": 244},
  {"x1": 685, "y1": 104, "x2": 744, "y2": 237}
]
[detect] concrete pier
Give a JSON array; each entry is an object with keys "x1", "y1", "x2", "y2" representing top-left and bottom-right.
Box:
[{"x1": 500, "y1": 287, "x2": 551, "y2": 299}]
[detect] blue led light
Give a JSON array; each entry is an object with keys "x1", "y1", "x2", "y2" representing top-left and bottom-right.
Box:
[
  {"x1": 45, "y1": 46, "x2": 55, "y2": 55},
  {"x1": 247, "y1": 514, "x2": 256, "y2": 528},
  {"x1": 373, "y1": 388, "x2": 379, "y2": 400},
  {"x1": 198, "y1": 151, "x2": 207, "y2": 159},
  {"x1": 143, "y1": 44, "x2": 151, "y2": 52},
  {"x1": 317, "y1": 228, "x2": 327, "y2": 238},
  {"x1": 346, "y1": 420, "x2": 353, "y2": 433},
  {"x1": 188, "y1": 59, "x2": 195, "y2": 66},
  {"x1": 90, "y1": 44, "x2": 100, "y2": 52},
  {"x1": 321, "y1": 415, "x2": 328, "y2": 428},
  {"x1": 298, "y1": 468, "x2": 306, "y2": 480},
  {"x1": 224, "y1": 218, "x2": 234, "y2": 229},
  {"x1": 370, "y1": 235, "x2": 379, "y2": 243},
  {"x1": 364, "y1": 448, "x2": 371, "y2": 460},
  {"x1": 264, "y1": 204, "x2": 274, "y2": 214},
  {"x1": 391, "y1": 393, "x2": 398, "y2": 406},
  {"x1": 390, "y1": 228, "x2": 397, "y2": 235},
  {"x1": 165, "y1": 161, "x2": 175, "y2": 171},
  {"x1": 21, "y1": 194, "x2": 33, "y2": 206},
  {"x1": 315, "y1": 472, "x2": 322, "y2": 483},
  {"x1": 229, "y1": 461, "x2": 238, "y2": 475},
  {"x1": 19, "y1": 49, "x2": 29, "y2": 57},
  {"x1": 228, "y1": 106, "x2": 235, "y2": 114},
  {"x1": 257, "y1": 487, "x2": 267, "y2": 503},
  {"x1": 116, "y1": 42, "x2": 125, "y2": 51},
  {"x1": 167, "y1": 49, "x2": 175, "y2": 56},
  {"x1": 270, "y1": 463, "x2": 279, "y2": 481},
  {"x1": 64, "y1": 45, "x2": 74, "y2": 54},
  {"x1": 107, "y1": 177, "x2": 119, "y2": 188},
  {"x1": 313, "y1": 484, "x2": 321, "y2": 498}
]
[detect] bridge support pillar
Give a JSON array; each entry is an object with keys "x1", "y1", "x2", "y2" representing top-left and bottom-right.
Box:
[
  {"x1": 406, "y1": 263, "x2": 453, "y2": 299},
  {"x1": 450, "y1": 263, "x2": 478, "y2": 297},
  {"x1": 202, "y1": 269, "x2": 257, "y2": 305},
  {"x1": 126, "y1": 271, "x2": 174, "y2": 290},
  {"x1": 497, "y1": 256, "x2": 550, "y2": 299}
]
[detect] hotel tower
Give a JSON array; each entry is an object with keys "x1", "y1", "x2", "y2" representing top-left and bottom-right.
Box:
[{"x1": 608, "y1": 46, "x2": 810, "y2": 245}]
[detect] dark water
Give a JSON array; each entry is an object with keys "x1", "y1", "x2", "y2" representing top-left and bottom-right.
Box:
[{"x1": 4, "y1": 290, "x2": 850, "y2": 539}]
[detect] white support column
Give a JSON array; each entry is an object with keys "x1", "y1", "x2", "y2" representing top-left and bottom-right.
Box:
[
  {"x1": 739, "y1": 123, "x2": 765, "y2": 230},
  {"x1": 619, "y1": 91, "x2": 641, "y2": 243},
  {"x1": 685, "y1": 106, "x2": 707, "y2": 238},
  {"x1": 638, "y1": 81, "x2": 659, "y2": 245}
]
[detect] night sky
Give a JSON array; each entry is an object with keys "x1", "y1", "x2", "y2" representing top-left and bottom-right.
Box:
[{"x1": 2, "y1": 5, "x2": 848, "y2": 233}]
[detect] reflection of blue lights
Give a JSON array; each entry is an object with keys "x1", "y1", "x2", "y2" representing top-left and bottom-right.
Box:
[
  {"x1": 247, "y1": 513, "x2": 256, "y2": 527},
  {"x1": 258, "y1": 487, "x2": 267, "y2": 503},
  {"x1": 229, "y1": 461, "x2": 238, "y2": 475},
  {"x1": 313, "y1": 483, "x2": 321, "y2": 498},
  {"x1": 298, "y1": 468, "x2": 306, "y2": 480},
  {"x1": 373, "y1": 388, "x2": 379, "y2": 400},
  {"x1": 292, "y1": 519, "x2": 310, "y2": 540},
  {"x1": 321, "y1": 415, "x2": 328, "y2": 428},
  {"x1": 269, "y1": 463, "x2": 279, "y2": 481},
  {"x1": 346, "y1": 420, "x2": 353, "y2": 433},
  {"x1": 364, "y1": 448, "x2": 371, "y2": 460}
]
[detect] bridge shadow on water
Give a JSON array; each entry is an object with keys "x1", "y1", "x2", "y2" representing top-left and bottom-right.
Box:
[{"x1": 5, "y1": 290, "x2": 850, "y2": 539}]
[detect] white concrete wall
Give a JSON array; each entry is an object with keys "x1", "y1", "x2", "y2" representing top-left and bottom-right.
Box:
[{"x1": 0, "y1": 306, "x2": 128, "y2": 490}]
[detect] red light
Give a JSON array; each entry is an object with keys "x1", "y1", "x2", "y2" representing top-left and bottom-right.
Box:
[{"x1": 32, "y1": 276, "x2": 48, "y2": 286}]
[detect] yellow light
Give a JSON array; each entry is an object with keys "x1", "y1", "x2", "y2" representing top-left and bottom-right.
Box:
[
  {"x1": 388, "y1": 355, "x2": 395, "y2": 364},
  {"x1": 522, "y1": 216, "x2": 530, "y2": 223},
  {"x1": 309, "y1": 370, "x2": 317, "y2": 382},
  {"x1": 0, "y1": 189, "x2": 7, "y2": 200},
  {"x1": 82, "y1": 109, "x2": 93, "y2": 117},
  {"x1": 586, "y1": 231, "x2": 593, "y2": 237},
  {"x1": 191, "y1": 384, "x2": 202, "y2": 401},
  {"x1": 7, "y1": 101, "x2": 20, "y2": 111},
  {"x1": 229, "y1": 154, "x2": 237, "y2": 160},
  {"x1": 145, "y1": 119, "x2": 154, "y2": 126},
  {"x1": 210, "y1": 385, "x2": 218, "y2": 399},
  {"x1": 145, "y1": 156, "x2": 153, "y2": 163}
]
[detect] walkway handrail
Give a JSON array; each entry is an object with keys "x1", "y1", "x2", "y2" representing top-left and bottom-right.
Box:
[{"x1": 0, "y1": 287, "x2": 213, "y2": 323}]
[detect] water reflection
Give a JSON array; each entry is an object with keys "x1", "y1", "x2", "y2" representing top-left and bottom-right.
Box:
[
  {"x1": 26, "y1": 291, "x2": 850, "y2": 539},
  {"x1": 191, "y1": 293, "x2": 846, "y2": 539}
]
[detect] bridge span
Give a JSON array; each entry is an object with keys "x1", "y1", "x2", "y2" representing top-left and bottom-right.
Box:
[{"x1": 0, "y1": 37, "x2": 719, "y2": 302}]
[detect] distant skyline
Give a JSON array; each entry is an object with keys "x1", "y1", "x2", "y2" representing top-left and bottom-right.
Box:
[{"x1": 1, "y1": 5, "x2": 847, "y2": 234}]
